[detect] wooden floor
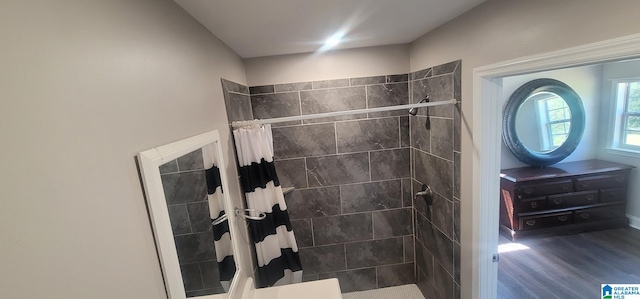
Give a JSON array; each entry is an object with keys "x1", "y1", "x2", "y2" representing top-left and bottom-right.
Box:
[{"x1": 497, "y1": 227, "x2": 640, "y2": 299}]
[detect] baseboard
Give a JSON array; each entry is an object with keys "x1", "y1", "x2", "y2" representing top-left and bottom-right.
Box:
[{"x1": 628, "y1": 214, "x2": 640, "y2": 230}]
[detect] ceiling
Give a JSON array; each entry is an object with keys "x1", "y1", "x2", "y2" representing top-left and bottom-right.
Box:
[{"x1": 174, "y1": 0, "x2": 485, "y2": 58}]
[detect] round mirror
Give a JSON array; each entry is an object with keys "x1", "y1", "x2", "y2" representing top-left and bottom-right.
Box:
[{"x1": 503, "y1": 78, "x2": 585, "y2": 166}]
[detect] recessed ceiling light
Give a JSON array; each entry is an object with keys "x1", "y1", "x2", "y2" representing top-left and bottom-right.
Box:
[{"x1": 324, "y1": 33, "x2": 344, "y2": 48}]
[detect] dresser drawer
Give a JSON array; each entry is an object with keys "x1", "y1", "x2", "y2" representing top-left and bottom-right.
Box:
[
  {"x1": 575, "y1": 173, "x2": 628, "y2": 191},
  {"x1": 520, "y1": 197, "x2": 547, "y2": 212},
  {"x1": 516, "y1": 179, "x2": 573, "y2": 198},
  {"x1": 574, "y1": 205, "x2": 627, "y2": 223},
  {"x1": 600, "y1": 187, "x2": 627, "y2": 203},
  {"x1": 520, "y1": 212, "x2": 572, "y2": 230},
  {"x1": 548, "y1": 190, "x2": 598, "y2": 209}
]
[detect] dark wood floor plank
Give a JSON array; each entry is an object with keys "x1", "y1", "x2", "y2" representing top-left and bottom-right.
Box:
[{"x1": 498, "y1": 227, "x2": 640, "y2": 299}]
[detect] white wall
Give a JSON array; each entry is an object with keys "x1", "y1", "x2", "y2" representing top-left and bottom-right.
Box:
[
  {"x1": 0, "y1": 1, "x2": 249, "y2": 298},
  {"x1": 408, "y1": 0, "x2": 640, "y2": 297},
  {"x1": 244, "y1": 44, "x2": 409, "y2": 85},
  {"x1": 500, "y1": 65, "x2": 602, "y2": 169},
  {"x1": 597, "y1": 59, "x2": 640, "y2": 221}
]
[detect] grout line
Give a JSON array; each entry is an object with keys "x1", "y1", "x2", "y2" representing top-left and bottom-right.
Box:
[
  {"x1": 368, "y1": 151, "x2": 372, "y2": 182},
  {"x1": 335, "y1": 122, "x2": 339, "y2": 154},
  {"x1": 304, "y1": 158, "x2": 310, "y2": 189}
]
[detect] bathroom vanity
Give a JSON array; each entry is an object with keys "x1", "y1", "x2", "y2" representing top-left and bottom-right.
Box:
[{"x1": 499, "y1": 159, "x2": 634, "y2": 241}]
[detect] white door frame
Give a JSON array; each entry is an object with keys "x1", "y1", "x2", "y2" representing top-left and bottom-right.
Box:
[{"x1": 471, "y1": 33, "x2": 640, "y2": 299}]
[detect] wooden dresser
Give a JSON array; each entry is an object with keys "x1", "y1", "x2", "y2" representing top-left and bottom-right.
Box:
[{"x1": 500, "y1": 159, "x2": 634, "y2": 241}]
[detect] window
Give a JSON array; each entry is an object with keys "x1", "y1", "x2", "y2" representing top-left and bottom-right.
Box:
[{"x1": 612, "y1": 80, "x2": 640, "y2": 150}]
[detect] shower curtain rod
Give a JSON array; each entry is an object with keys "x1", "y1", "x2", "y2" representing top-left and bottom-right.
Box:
[{"x1": 231, "y1": 98, "x2": 458, "y2": 128}]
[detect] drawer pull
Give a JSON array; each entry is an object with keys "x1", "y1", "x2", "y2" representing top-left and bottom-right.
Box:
[
  {"x1": 580, "y1": 213, "x2": 590, "y2": 219},
  {"x1": 580, "y1": 182, "x2": 589, "y2": 188},
  {"x1": 558, "y1": 215, "x2": 569, "y2": 222},
  {"x1": 585, "y1": 195, "x2": 595, "y2": 201},
  {"x1": 526, "y1": 220, "x2": 536, "y2": 226},
  {"x1": 562, "y1": 184, "x2": 570, "y2": 190},
  {"x1": 615, "y1": 177, "x2": 625, "y2": 183},
  {"x1": 530, "y1": 202, "x2": 537, "y2": 209},
  {"x1": 523, "y1": 188, "x2": 533, "y2": 195},
  {"x1": 553, "y1": 199, "x2": 563, "y2": 205}
]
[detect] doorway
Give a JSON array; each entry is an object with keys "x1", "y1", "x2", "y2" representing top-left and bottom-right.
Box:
[{"x1": 471, "y1": 33, "x2": 640, "y2": 299}]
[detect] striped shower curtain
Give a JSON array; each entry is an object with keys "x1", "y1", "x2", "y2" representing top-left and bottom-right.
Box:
[
  {"x1": 233, "y1": 124, "x2": 303, "y2": 288},
  {"x1": 203, "y1": 145, "x2": 236, "y2": 291}
]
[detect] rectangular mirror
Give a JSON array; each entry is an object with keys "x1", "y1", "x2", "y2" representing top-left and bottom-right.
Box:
[{"x1": 137, "y1": 130, "x2": 242, "y2": 299}]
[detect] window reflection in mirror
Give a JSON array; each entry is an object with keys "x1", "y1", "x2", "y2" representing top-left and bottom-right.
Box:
[{"x1": 516, "y1": 92, "x2": 571, "y2": 153}]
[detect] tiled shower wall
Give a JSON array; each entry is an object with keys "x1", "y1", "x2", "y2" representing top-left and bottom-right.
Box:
[
  {"x1": 410, "y1": 60, "x2": 462, "y2": 299},
  {"x1": 225, "y1": 76, "x2": 415, "y2": 292},
  {"x1": 160, "y1": 149, "x2": 225, "y2": 297}
]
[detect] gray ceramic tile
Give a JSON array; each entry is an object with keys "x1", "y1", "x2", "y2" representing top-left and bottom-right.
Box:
[
  {"x1": 222, "y1": 79, "x2": 249, "y2": 94},
  {"x1": 433, "y1": 260, "x2": 455, "y2": 299},
  {"x1": 159, "y1": 160, "x2": 178, "y2": 174},
  {"x1": 432, "y1": 60, "x2": 460, "y2": 76},
  {"x1": 429, "y1": 193, "x2": 454, "y2": 240},
  {"x1": 291, "y1": 218, "x2": 313, "y2": 247},
  {"x1": 249, "y1": 85, "x2": 274, "y2": 94},
  {"x1": 411, "y1": 68, "x2": 432, "y2": 81},
  {"x1": 180, "y1": 262, "x2": 203, "y2": 291},
  {"x1": 300, "y1": 86, "x2": 366, "y2": 123},
  {"x1": 313, "y1": 213, "x2": 372, "y2": 245},
  {"x1": 186, "y1": 288, "x2": 225, "y2": 297},
  {"x1": 414, "y1": 236, "x2": 434, "y2": 280},
  {"x1": 274, "y1": 159, "x2": 307, "y2": 189},
  {"x1": 224, "y1": 91, "x2": 253, "y2": 122},
  {"x1": 251, "y1": 92, "x2": 301, "y2": 127},
  {"x1": 174, "y1": 232, "x2": 216, "y2": 264},
  {"x1": 367, "y1": 83, "x2": 410, "y2": 117},
  {"x1": 177, "y1": 149, "x2": 204, "y2": 171},
  {"x1": 416, "y1": 267, "x2": 440, "y2": 299},
  {"x1": 454, "y1": 151, "x2": 460, "y2": 199},
  {"x1": 186, "y1": 201, "x2": 212, "y2": 233},
  {"x1": 370, "y1": 148, "x2": 411, "y2": 181},
  {"x1": 340, "y1": 180, "x2": 402, "y2": 213},
  {"x1": 430, "y1": 118, "x2": 454, "y2": 161},
  {"x1": 400, "y1": 116, "x2": 410, "y2": 148},
  {"x1": 373, "y1": 208, "x2": 412, "y2": 239},
  {"x1": 275, "y1": 82, "x2": 312, "y2": 92},
  {"x1": 318, "y1": 268, "x2": 376, "y2": 293},
  {"x1": 402, "y1": 178, "x2": 412, "y2": 207},
  {"x1": 454, "y1": 61, "x2": 461, "y2": 103},
  {"x1": 298, "y1": 244, "x2": 346, "y2": 274},
  {"x1": 336, "y1": 118, "x2": 399, "y2": 153},
  {"x1": 200, "y1": 260, "x2": 222, "y2": 289},
  {"x1": 285, "y1": 187, "x2": 340, "y2": 219},
  {"x1": 346, "y1": 237, "x2": 403, "y2": 269},
  {"x1": 415, "y1": 211, "x2": 453, "y2": 274},
  {"x1": 350, "y1": 76, "x2": 385, "y2": 86},
  {"x1": 312, "y1": 79, "x2": 349, "y2": 89},
  {"x1": 302, "y1": 274, "x2": 318, "y2": 282},
  {"x1": 454, "y1": 241, "x2": 460, "y2": 283},
  {"x1": 411, "y1": 116, "x2": 431, "y2": 153},
  {"x1": 377, "y1": 263, "x2": 415, "y2": 288},
  {"x1": 387, "y1": 74, "x2": 409, "y2": 83},
  {"x1": 272, "y1": 124, "x2": 337, "y2": 159},
  {"x1": 454, "y1": 104, "x2": 461, "y2": 152},
  {"x1": 411, "y1": 75, "x2": 454, "y2": 118},
  {"x1": 306, "y1": 153, "x2": 369, "y2": 187},
  {"x1": 168, "y1": 204, "x2": 191, "y2": 235},
  {"x1": 404, "y1": 235, "x2": 414, "y2": 262},
  {"x1": 414, "y1": 149, "x2": 453, "y2": 199},
  {"x1": 161, "y1": 171, "x2": 207, "y2": 205},
  {"x1": 454, "y1": 198, "x2": 460, "y2": 244}
]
